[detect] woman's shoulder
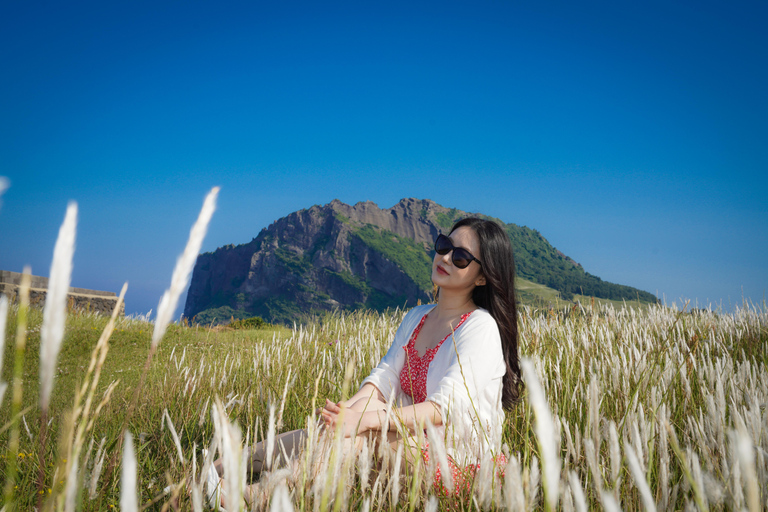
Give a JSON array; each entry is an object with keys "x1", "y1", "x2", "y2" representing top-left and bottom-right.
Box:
[
  {"x1": 404, "y1": 303, "x2": 437, "y2": 321},
  {"x1": 458, "y1": 307, "x2": 501, "y2": 343},
  {"x1": 467, "y1": 307, "x2": 497, "y2": 327}
]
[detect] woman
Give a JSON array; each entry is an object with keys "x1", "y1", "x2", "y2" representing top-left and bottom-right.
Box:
[{"x1": 207, "y1": 217, "x2": 521, "y2": 507}]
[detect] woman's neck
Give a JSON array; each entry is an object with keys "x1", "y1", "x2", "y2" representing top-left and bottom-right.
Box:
[{"x1": 433, "y1": 291, "x2": 475, "y2": 321}]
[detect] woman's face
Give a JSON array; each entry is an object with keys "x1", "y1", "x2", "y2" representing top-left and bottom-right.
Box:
[{"x1": 431, "y1": 226, "x2": 486, "y2": 294}]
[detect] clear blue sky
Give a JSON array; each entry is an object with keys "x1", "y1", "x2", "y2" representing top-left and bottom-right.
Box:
[{"x1": 1, "y1": 0, "x2": 766, "y2": 316}]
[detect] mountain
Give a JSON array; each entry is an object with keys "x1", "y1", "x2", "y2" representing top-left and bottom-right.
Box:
[{"x1": 184, "y1": 198, "x2": 657, "y2": 324}]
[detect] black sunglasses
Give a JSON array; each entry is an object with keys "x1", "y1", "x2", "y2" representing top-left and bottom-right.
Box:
[{"x1": 434, "y1": 234, "x2": 482, "y2": 269}]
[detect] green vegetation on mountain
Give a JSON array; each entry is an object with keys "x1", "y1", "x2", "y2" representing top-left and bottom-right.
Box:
[
  {"x1": 502, "y1": 224, "x2": 656, "y2": 302},
  {"x1": 349, "y1": 225, "x2": 433, "y2": 292}
]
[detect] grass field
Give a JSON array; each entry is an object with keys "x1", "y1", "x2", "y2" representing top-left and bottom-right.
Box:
[{"x1": 2, "y1": 296, "x2": 766, "y2": 511}]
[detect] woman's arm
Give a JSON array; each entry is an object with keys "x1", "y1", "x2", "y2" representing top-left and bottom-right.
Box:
[
  {"x1": 321, "y1": 399, "x2": 442, "y2": 437},
  {"x1": 338, "y1": 383, "x2": 384, "y2": 409}
]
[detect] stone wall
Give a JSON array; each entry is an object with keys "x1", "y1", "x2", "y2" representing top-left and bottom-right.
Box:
[{"x1": 0, "y1": 270, "x2": 124, "y2": 316}]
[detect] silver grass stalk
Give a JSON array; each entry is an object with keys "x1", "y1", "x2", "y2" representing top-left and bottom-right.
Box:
[
  {"x1": 64, "y1": 458, "x2": 78, "y2": 512},
  {"x1": 568, "y1": 471, "x2": 588, "y2": 512},
  {"x1": 0, "y1": 294, "x2": 8, "y2": 372},
  {"x1": 391, "y1": 442, "x2": 403, "y2": 507},
  {"x1": 690, "y1": 451, "x2": 709, "y2": 511},
  {"x1": 588, "y1": 374, "x2": 600, "y2": 450},
  {"x1": 426, "y1": 420, "x2": 452, "y2": 491},
  {"x1": 562, "y1": 484, "x2": 574, "y2": 512},
  {"x1": 657, "y1": 404, "x2": 669, "y2": 512},
  {"x1": 0, "y1": 176, "x2": 8, "y2": 209},
  {"x1": 504, "y1": 454, "x2": 525, "y2": 511},
  {"x1": 121, "y1": 431, "x2": 138, "y2": 512},
  {"x1": 212, "y1": 399, "x2": 244, "y2": 509},
  {"x1": 276, "y1": 367, "x2": 292, "y2": 430},
  {"x1": 270, "y1": 481, "x2": 294, "y2": 512},
  {"x1": 600, "y1": 491, "x2": 622, "y2": 512},
  {"x1": 0, "y1": 294, "x2": 6, "y2": 405},
  {"x1": 584, "y1": 438, "x2": 603, "y2": 494},
  {"x1": 528, "y1": 456, "x2": 540, "y2": 512},
  {"x1": 163, "y1": 409, "x2": 185, "y2": 464},
  {"x1": 266, "y1": 403, "x2": 277, "y2": 471},
  {"x1": 88, "y1": 437, "x2": 107, "y2": 499},
  {"x1": 358, "y1": 437, "x2": 371, "y2": 492},
  {"x1": 631, "y1": 422, "x2": 646, "y2": 475},
  {"x1": 562, "y1": 419, "x2": 576, "y2": 465},
  {"x1": 521, "y1": 358, "x2": 561, "y2": 511},
  {"x1": 475, "y1": 447, "x2": 494, "y2": 508},
  {"x1": 425, "y1": 496, "x2": 438, "y2": 512},
  {"x1": 734, "y1": 427, "x2": 760, "y2": 512},
  {"x1": 40, "y1": 201, "x2": 77, "y2": 413},
  {"x1": 152, "y1": 186, "x2": 219, "y2": 349},
  {"x1": 608, "y1": 421, "x2": 621, "y2": 491},
  {"x1": 625, "y1": 444, "x2": 656, "y2": 511}
]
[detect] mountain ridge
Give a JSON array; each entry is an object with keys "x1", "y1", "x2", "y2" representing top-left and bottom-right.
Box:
[{"x1": 184, "y1": 198, "x2": 656, "y2": 324}]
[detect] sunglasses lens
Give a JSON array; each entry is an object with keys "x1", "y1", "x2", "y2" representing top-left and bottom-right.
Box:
[
  {"x1": 452, "y1": 249, "x2": 473, "y2": 269},
  {"x1": 434, "y1": 235, "x2": 452, "y2": 255}
]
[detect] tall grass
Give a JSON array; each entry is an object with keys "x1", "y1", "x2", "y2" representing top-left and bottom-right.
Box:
[
  {"x1": 3, "y1": 297, "x2": 766, "y2": 510},
  {"x1": 1, "y1": 194, "x2": 767, "y2": 510}
]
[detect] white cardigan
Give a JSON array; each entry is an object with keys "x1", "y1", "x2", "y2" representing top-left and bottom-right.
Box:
[{"x1": 361, "y1": 304, "x2": 506, "y2": 464}]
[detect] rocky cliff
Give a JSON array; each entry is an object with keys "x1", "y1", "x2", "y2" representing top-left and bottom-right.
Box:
[{"x1": 184, "y1": 198, "x2": 656, "y2": 324}]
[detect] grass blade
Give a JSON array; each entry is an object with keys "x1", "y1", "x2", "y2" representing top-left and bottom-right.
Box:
[
  {"x1": 152, "y1": 186, "x2": 219, "y2": 349},
  {"x1": 40, "y1": 201, "x2": 77, "y2": 413}
]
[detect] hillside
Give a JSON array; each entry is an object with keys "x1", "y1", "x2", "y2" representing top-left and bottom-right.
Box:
[{"x1": 184, "y1": 198, "x2": 656, "y2": 324}]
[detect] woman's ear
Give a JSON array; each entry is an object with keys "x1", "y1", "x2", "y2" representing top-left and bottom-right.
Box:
[{"x1": 475, "y1": 275, "x2": 486, "y2": 287}]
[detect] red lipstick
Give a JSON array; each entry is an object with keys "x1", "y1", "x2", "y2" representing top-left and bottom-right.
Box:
[{"x1": 436, "y1": 265, "x2": 449, "y2": 275}]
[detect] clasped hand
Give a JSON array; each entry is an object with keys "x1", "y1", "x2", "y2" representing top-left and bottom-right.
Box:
[{"x1": 316, "y1": 399, "x2": 364, "y2": 438}]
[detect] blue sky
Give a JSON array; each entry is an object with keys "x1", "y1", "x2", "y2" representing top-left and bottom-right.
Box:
[{"x1": 1, "y1": 0, "x2": 766, "y2": 316}]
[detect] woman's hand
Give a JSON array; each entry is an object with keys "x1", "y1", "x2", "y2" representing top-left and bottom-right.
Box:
[
  {"x1": 314, "y1": 398, "x2": 352, "y2": 418},
  {"x1": 319, "y1": 399, "x2": 365, "y2": 438}
]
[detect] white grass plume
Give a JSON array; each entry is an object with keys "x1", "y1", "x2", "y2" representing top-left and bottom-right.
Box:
[
  {"x1": 40, "y1": 201, "x2": 77, "y2": 413},
  {"x1": 0, "y1": 176, "x2": 8, "y2": 208},
  {"x1": 64, "y1": 458, "x2": 79, "y2": 512},
  {"x1": 522, "y1": 357, "x2": 561, "y2": 511},
  {"x1": 162, "y1": 409, "x2": 185, "y2": 464},
  {"x1": 121, "y1": 431, "x2": 138, "y2": 512},
  {"x1": 270, "y1": 481, "x2": 294, "y2": 512},
  {"x1": 568, "y1": 471, "x2": 588, "y2": 512},
  {"x1": 600, "y1": 491, "x2": 622, "y2": 512},
  {"x1": 528, "y1": 455, "x2": 540, "y2": 511},
  {"x1": 0, "y1": 295, "x2": 8, "y2": 406},
  {"x1": 426, "y1": 421, "x2": 452, "y2": 491},
  {"x1": 504, "y1": 454, "x2": 525, "y2": 511},
  {"x1": 266, "y1": 403, "x2": 277, "y2": 471},
  {"x1": 608, "y1": 421, "x2": 621, "y2": 491},
  {"x1": 88, "y1": 437, "x2": 107, "y2": 499},
  {"x1": 0, "y1": 294, "x2": 8, "y2": 370},
  {"x1": 734, "y1": 427, "x2": 760, "y2": 512},
  {"x1": 152, "y1": 187, "x2": 219, "y2": 349},
  {"x1": 625, "y1": 444, "x2": 656, "y2": 511},
  {"x1": 212, "y1": 398, "x2": 244, "y2": 507},
  {"x1": 391, "y1": 442, "x2": 403, "y2": 507}
]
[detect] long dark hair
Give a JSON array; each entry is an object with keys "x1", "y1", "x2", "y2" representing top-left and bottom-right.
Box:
[{"x1": 450, "y1": 217, "x2": 521, "y2": 409}]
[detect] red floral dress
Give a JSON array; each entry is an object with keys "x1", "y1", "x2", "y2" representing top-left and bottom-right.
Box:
[{"x1": 398, "y1": 311, "x2": 505, "y2": 495}]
